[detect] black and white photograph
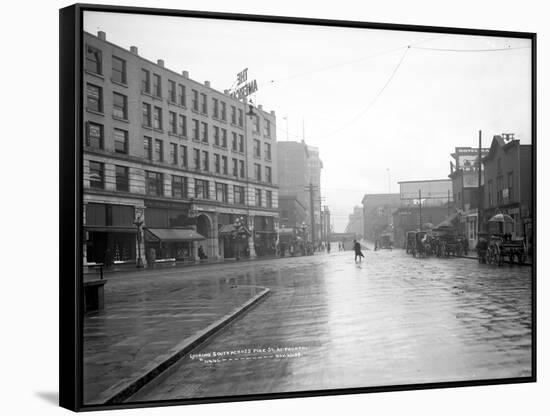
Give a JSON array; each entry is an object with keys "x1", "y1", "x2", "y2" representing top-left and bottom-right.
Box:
[{"x1": 59, "y1": 3, "x2": 536, "y2": 411}]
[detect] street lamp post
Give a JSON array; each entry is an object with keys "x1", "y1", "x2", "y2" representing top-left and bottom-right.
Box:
[
  {"x1": 233, "y1": 216, "x2": 245, "y2": 261},
  {"x1": 133, "y1": 214, "x2": 144, "y2": 268},
  {"x1": 300, "y1": 221, "x2": 308, "y2": 255}
]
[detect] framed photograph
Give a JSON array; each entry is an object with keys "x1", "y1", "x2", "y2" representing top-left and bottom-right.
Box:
[{"x1": 59, "y1": 3, "x2": 536, "y2": 411}]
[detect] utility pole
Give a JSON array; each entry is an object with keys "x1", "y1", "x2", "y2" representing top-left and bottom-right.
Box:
[
  {"x1": 478, "y1": 130, "x2": 483, "y2": 234},
  {"x1": 283, "y1": 116, "x2": 289, "y2": 141},
  {"x1": 308, "y1": 182, "x2": 316, "y2": 245},
  {"x1": 447, "y1": 190, "x2": 450, "y2": 217},
  {"x1": 418, "y1": 189, "x2": 422, "y2": 230},
  {"x1": 325, "y1": 206, "x2": 331, "y2": 246},
  {"x1": 319, "y1": 205, "x2": 323, "y2": 243}
]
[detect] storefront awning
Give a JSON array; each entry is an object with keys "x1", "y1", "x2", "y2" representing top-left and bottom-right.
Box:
[
  {"x1": 145, "y1": 228, "x2": 206, "y2": 242},
  {"x1": 84, "y1": 225, "x2": 137, "y2": 234},
  {"x1": 278, "y1": 228, "x2": 294, "y2": 235}
]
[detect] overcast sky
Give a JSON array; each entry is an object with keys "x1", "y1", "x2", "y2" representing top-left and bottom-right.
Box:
[{"x1": 84, "y1": 12, "x2": 532, "y2": 232}]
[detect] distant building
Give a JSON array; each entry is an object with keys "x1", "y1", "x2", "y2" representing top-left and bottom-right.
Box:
[
  {"x1": 399, "y1": 179, "x2": 453, "y2": 206},
  {"x1": 307, "y1": 145, "x2": 323, "y2": 243},
  {"x1": 329, "y1": 232, "x2": 357, "y2": 250},
  {"x1": 345, "y1": 206, "x2": 364, "y2": 238},
  {"x1": 277, "y1": 141, "x2": 322, "y2": 243},
  {"x1": 278, "y1": 195, "x2": 308, "y2": 229},
  {"x1": 361, "y1": 193, "x2": 401, "y2": 243},
  {"x1": 482, "y1": 134, "x2": 532, "y2": 247},
  {"x1": 393, "y1": 179, "x2": 453, "y2": 248}
]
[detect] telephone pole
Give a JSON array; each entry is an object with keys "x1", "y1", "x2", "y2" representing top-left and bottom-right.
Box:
[
  {"x1": 478, "y1": 130, "x2": 483, "y2": 233},
  {"x1": 308, "y1": 182, "x2": 316, "y2": 245},
  {"x1": 419, "y1": 189, "x2": 422, "y2": 230}
]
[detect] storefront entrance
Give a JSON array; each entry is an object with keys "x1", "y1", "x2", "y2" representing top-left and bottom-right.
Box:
[{"x1": 86, "y1": 230, "x2": 136, "y2": 264}]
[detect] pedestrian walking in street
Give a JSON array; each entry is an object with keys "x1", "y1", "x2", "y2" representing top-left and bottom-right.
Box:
[
  {"x1": 353, "y1": 239, "x2": 365, "y2": 262},
  {"x1": 327, "y1": 242, "x2": 331, "y2": 253}
]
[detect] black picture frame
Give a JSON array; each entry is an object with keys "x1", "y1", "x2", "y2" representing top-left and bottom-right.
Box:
[{"x1": 60, "y1": 3, "x2": 537, "y2": 412}]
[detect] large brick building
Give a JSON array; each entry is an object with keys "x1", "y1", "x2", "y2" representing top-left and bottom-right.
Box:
[{"x1": 82, "y1": 31, "x2": 279, "y2": 266}]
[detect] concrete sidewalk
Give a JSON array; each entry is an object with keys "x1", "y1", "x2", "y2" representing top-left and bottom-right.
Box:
[{"x1": 83, "y1": 267, "x2": 269, "y2": 405}]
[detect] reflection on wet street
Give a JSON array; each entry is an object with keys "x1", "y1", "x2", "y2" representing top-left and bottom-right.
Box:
[{"x1": 130, "y1": 249, "x2": 532, "y2": 402}]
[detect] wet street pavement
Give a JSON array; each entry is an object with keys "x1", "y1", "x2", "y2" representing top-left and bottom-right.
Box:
[
  {"x1": 83, "y1": 264, "x2": 266, "y2": 404},
  {"x1": 129, "y1": 248, "x2": 532, "y2": 403}
]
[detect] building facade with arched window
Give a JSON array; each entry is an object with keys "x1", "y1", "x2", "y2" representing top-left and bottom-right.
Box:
[{"x1": 82, "y1": 31, "x2": 279, "y2": 267}]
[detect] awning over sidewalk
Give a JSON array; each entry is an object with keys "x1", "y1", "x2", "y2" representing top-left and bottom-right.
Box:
[
  {"x1": 145, "y1": 228, "x2": 206, "y2": 242},
  {"x1": 84, "y1": 225, "x2": 137, "y2": 234}
]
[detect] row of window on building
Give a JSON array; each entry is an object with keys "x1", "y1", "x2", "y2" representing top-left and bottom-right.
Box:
[
  {"x1": 85, "y1": 43, "x2": 273, "y2": 135},
  {"x1": 87, "y1": 160, "x2": 273, "y2": 207},
  {"x1": 86, "y1": 122, "x2": 272, "y2": 183},
  {"x1": 86, "y1": 85, "x2": 273, "y2": 156}
]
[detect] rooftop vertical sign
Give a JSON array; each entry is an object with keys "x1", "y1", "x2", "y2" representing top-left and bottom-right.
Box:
[{"x1": 230, "y1": 68, "x2": 258, "y2": 100}]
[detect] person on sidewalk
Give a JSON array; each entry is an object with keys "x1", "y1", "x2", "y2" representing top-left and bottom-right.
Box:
[
  {"x1": 103, "y1": 248, "x2": 113, "y2": 269},
  {"x1": 353, "y1": 239, "x2": 365, "y2": 262},
  {"x1": 198, "y1": 245, "x2": 208, "y2": 260}
]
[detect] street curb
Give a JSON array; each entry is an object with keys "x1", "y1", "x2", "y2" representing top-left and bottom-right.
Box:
[
  {"x1": 100, "y1": 252, "x2": 330, "y2": 276},
  {"x1": 92, "y1": 286, "x2": 271, "y2": 405}
]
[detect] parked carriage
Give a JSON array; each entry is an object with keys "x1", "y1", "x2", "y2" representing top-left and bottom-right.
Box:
[
  {"x1": 406, "y1": 231, "x2": 428, "y2": 258},
  {"x1": 380, "y1": 233, "x2": 393, "y2": 250},
  {"x1": 405, "y1": 231, "x2": 416, "y2": 254},
  {"x1": 481, "y1": 213, "x2": 527, "y2": 266},
  {"x1": 436, "y1": 233, "x2": 464, "y2": 257},
  {"x1": 484, "y1": 234, "x2": 527, "y2": 266},
  {"x1": 431, "y1": 226, "x2": 464, "y2": 258}
]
